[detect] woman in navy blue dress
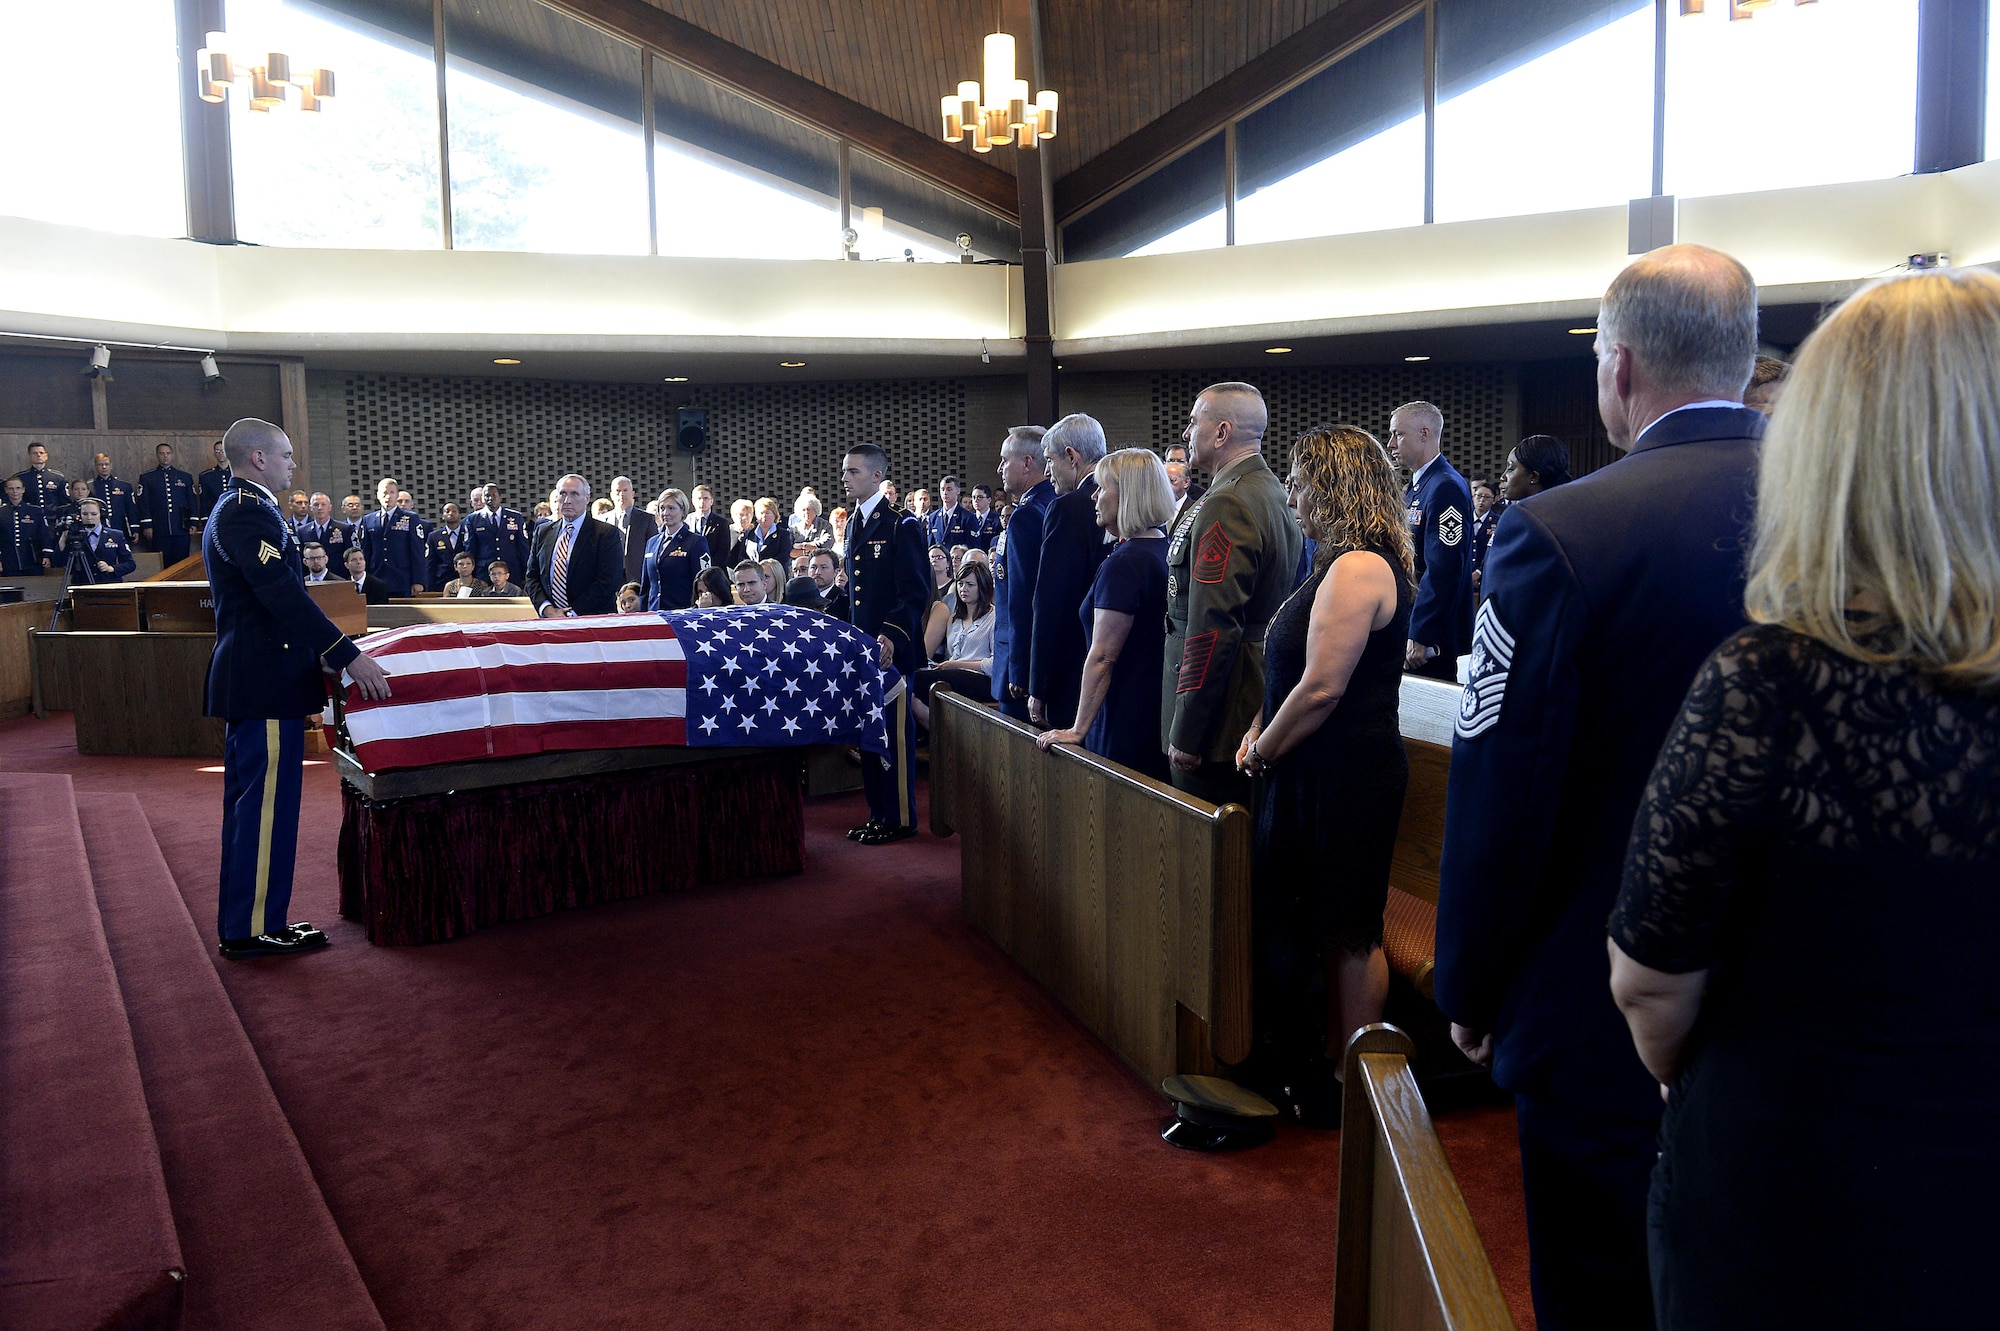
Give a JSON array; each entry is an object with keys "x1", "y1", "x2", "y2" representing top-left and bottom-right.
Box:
[{"x1": 1035, "y1": 449, "x2": 1176, "y2": 781}]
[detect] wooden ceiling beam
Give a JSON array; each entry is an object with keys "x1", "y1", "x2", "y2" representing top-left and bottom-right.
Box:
[
  {"x1": 544, "y1": 0, "x2": 1020, "y2": 221},
  {"x1": 1052, "y1": 0, "x2": 1419, "y2": 227}
]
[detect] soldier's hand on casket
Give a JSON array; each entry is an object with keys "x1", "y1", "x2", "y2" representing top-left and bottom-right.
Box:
[{"x1": 348, "y1": 653, "x2": 393, "y2": 701}]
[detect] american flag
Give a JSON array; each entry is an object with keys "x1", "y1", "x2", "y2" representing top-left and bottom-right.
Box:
[{"x1": 328, "y1": 606, "x2": 891, "y2": 773}]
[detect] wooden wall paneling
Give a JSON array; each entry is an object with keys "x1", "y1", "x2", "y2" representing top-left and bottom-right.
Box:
[
  {"x1": 0, "y1": 602, "x2": 44, "y2": 719},
  {"x1": 0, "y1": 431, "x2": 232, "y2": 502},
  {"x1": 65, "y1": 633, "x2": 224, "y2": 756}
]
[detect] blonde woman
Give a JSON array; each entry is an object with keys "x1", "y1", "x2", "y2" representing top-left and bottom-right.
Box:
[
  {"x1": 1610, "y1": 269, "x2": 2000, "y2": 1330},
  {"x1": 1236, "y1": 425, "x2": 1414, "y2": 1124},
  {"x1": 1034, "y1": 448, "x2": 1177, "y2": 779}
]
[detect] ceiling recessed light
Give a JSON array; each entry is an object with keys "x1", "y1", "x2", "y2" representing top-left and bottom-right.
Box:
[
  {"x1": 1568, "y1": 327, "x2": 1597, "y2": 335},
  {"x1": 779, "y1": 361, "x2": 806, "y2": 368},
  {"x1": 1404, "y1": 355, "x2": 1431, "y2": 362},
  {"x1": 664, "y1": 376, "x2": 688, "y2": 382},
  {"x1": 1264, "y1": 346, "x2": 1292, "y2": 354},
  {"x1": 492, "y1": 357, "x2": 521, "y2": 365}
]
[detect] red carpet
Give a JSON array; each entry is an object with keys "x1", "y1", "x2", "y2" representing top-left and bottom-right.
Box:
[{"x1": 0, "y1": 713, "x2": 1533, "y2": 1329}]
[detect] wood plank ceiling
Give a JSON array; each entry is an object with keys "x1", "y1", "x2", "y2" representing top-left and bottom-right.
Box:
[{"x1": 632, "y1": 0, "x2": 1357, "y2": 183}]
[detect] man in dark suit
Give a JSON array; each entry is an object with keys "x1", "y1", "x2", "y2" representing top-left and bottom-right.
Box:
[
  {"x1": 608, "y1": 476, "x2": 658, "y2": 588},
  {"x1": 204, "y1": 418, "x2": 391, "y2": 958},
  {"x1": 690, "y1": 485, "x2": 732, "y2": 573},
  {"x1": 839, "y1": 444, "x2": 931, "y2": 846},
  {"x1": 526, "y1": 474, "x2": 623, "y2": 617},
  {"x1": 806, "y1": 549, "x2": 848, "y2": 620},
  {"x1": 340, "y1": 546, "x2": 393, "y2": 604},
  {"x1": 990, "y1": 426, "x2": 1053, "y2": 722},
  {"x1": 1389, "y1": 401, "x2": 1474, "y2": 681},
  {"x1": 1028, "y1": 414, "x2": 1114, "y2": 730},
  {"x1": 135, "y1": 442, "x2": 197, "y2": 566},
  {"x1": 1437, "y1": 244, "x2": 1766, "y2": 1331}
]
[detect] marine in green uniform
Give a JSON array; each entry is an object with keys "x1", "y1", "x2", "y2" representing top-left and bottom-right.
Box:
[{"x1": 1161, "y1": 382, "x2": 1302, "y2": 809}]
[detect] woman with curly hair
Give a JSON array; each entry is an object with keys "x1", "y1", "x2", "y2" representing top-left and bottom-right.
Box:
[{"x1": 1236, "y1": 423, "x2": 1415, "y2": 1124}]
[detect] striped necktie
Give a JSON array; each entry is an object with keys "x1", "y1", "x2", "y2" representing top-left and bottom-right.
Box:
[{"x1": 549, "y1": 521, "x2": 574, "y2": 612}]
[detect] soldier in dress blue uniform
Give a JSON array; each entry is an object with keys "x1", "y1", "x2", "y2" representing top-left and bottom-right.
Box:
[
  {"x1": 14, "y1": 443, "x2": 67, "y2": 516},
  {"x1": 966, "y1": 484, "x2": 1003, "y2": 551},
  {"x1": 990, "y1": 429, "x2": 1055, "y2": 721},
  {"x1": 926, "y1": 475, "x2": 978, "y2": 550},
  {"x1": 1388, "y1": 402, "x2": 1473, "y2": 682},
  {"x1": 0, "y1": 476, "x2": 53, "y2": 575},
  {"x1": 1436, "y1": 245, "x2": 1766, "y2": 1331},
  {"x1": 55, "y1": 499, "x2": 136, "y2": 583},
  {"x1": 639, "y1": 488, "x2": 709, "y2": 612},
  {"x1": 466, "y1": 484, "x2": 534, "y2": 586},
  {"x1": 135, "y1": 442, "x2": 197, "y2": 566},
  {"x1": 425, "y1": 503, "x2": 473, "y2": 589},
  {"x1": 86, "y1": 453, "x2": 139, "y2": 540},
  {"x1": 203, "y1": 419, "x2": 392, "y2": 958},
  {"x1": 194, "y1": 440, "x2": 232, "y2": 520},
  {"x1": 839, "y1": 444, "x2": 932, "y2": 846},
  {"x1": 358, "y1": 476, "x2": 429, "y2": 597}
]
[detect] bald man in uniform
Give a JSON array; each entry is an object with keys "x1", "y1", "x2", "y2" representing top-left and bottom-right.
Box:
[{"x1": 1161, "y1": 382, "x2": 1301, "y2": 809}]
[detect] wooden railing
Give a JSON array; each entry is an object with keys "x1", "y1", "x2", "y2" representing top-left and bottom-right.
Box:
[
  {"x1": 929, "y1": 687, "x2": 1254, "y2": 1086},
  {"x1": 1334, "y1": 1025, "x2": 1515, "y2": 1331}
]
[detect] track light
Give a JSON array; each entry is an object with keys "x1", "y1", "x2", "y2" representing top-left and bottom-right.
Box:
[
  {"x1": 83, "y1": 344, "x2": 112, "y2": 381},
  {"x1": 200, "y1": 353, "x2": 226, "y2": 388}
]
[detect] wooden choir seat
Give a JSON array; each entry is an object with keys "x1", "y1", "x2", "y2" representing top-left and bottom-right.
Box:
[
  {"x1": 1334, "y1": 1024, "x2": 1515, "y2": 1331},
  {"x1": 1384, "y1": 677, "x2": 1458, "y2": 1005}
]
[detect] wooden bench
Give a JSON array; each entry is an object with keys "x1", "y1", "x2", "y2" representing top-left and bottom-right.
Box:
[
  {"x1": 1335, "y1": 1024, "x2": 1516, "y2": 1330},
  {"x1": 1384, "y1": 676, "x2": 1461, "y2": 1001}
]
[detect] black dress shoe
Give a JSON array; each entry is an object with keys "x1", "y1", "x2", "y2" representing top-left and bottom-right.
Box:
[
  {"x1": 220, "y1": 926, "x2": 330, "y2": 960},
  {"x1": 847, "y1": 819, "x2": 886, "y2": 842},
  {"x1": 855, "y1": 823, "x2": 916, "y2": 846},
  {"x1": 1280, "y1": 1055, "x2": 1343, "y2": 1130}
]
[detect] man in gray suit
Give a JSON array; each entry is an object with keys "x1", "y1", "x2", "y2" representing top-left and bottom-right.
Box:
[{"x1": 609, "y1": 475, "x2": 659, "y2": 588}]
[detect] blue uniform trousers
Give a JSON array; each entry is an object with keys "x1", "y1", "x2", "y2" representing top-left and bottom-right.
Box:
[
  {"x1": 862, "y1": 669, "x2": 918, "y2": 830},
  {"x1": 218, "y1": 717, "x2": 306, "y2": 940},
  {"x1": 1516, "y1": 1092, "x2": 1658, "y2": 1331},
  {"x1": 156, "y1": 533, "x2": 190, "y2": 566}
]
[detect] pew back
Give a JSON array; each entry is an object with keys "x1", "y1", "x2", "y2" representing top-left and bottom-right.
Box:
[
  {"x1": 1335, "y1": 1025, "x2": 1515, "y2": 1331},
  {"x1": 931, "y1": 689, "x2": 1253, "y2": 1085}
]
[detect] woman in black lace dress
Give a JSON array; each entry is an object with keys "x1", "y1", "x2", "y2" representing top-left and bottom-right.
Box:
[
  {"x1": 1609, "y1": 268, "x2": 2000, "y2": 1329},
  {"x1": 1237, "y1": 425, "x2": 1414, "y2": 1114}
]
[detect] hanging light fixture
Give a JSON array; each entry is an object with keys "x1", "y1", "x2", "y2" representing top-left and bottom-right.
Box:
[
  {"x1": 1681, "y1": 0, "x2": 1818, "y2": 18},
  {"x1": 940, "y1": 30, "x2": 1057, "y2": 150},
  {"x1": 196, "y1": 31, "x2": 337, "y2": 112}
]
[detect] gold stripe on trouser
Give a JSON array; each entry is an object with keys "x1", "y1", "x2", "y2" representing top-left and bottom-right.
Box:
[
  {"x1": 250, "y1": 719, "x2": 280, "y2": 937},
  {"x1": 893, "y1": 684, "x2": 912, "y2": 828}
]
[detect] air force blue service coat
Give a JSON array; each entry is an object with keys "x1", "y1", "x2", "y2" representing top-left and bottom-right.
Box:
[
  {"x1": 640, "y1": 525, "x2": 710, "y2": 612},
  {"x1": 60, "y1": 525, "x2": 136, "y2": 583},
  {"x1": 927, "y1": 502, "x2": 977, "y2": 552},
  {"x1": 1029, "y1": 475, "x2": 1114, "y2": 728},
  {"x1": 990, "y1": 478, "x2": 1054, "y2": 710},
  {"x1": 295, "y1": 519, "x2": 353, "y2": 565},
  {"x1": 967, "y1": 508, "x2": 1002, "y2": 551},
  {"x1": 467, "y1": 506, "x2": 533, "y2": 583},
  {"x1": 1435, "y1": 405, "x2": 1764, "y2": 1120},
  {"x1": 203, "y1": 478, "x2": 361, "y2": 720},
  {"x1": 842, "y1": 497, "x2": 931, "y2": 662},
  {"x1": 136, "y1": 465, "x2": 197, "y2": 540},
  {"x1": 1, "y1": 505, "x2": 49, "y2": 574},
  {"x1": 427, "y1": 522, "x2": 474, "y2": 589},
  {"x1": 359, "y1": 506, "x2": 428, "y2": 597},
  {"x1": 1407, "y1": 456, "x2": 1475, "y2": 660}
]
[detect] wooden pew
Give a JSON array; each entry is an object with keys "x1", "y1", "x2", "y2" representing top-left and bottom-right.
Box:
[
  {"x1": 930, "y1": 688, "x2": 1253, "y2": 1085},
  {"x1": 1335, "y1": 1024, "x2": 1516, "y2": 1331},
  {"x1": 1383, "y1": 677, "x2": 1460, "y2": 1000}
]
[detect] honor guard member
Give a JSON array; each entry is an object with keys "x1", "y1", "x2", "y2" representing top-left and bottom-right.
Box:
[
  {"x1": 426, "y1": 503, "x2": 472, "y2": 588},
  {"x1": 639, "y1": 488, "x2": 709, "y2": 612},
  {"x1": 1437, "y1": 246, "x2": 1765, "y2": 1331},
  {"x1": 926, "y1": 475, "x2": 977, "y2": 550},
  {"x1": 194, "y1": 440, "x2": 231, "y2": 519},
  {"x1": 990, "y1": 427, "x2": 1054, "y2": 721},
  {"x1": 359, "y1": 477, "x2": 428, "y2": 596},
  {"x1": 204, "y1": 418, "x2": 392, "y2": 958},
  {"x1": 15, "y1": 443, "x2": 67, "y2": 516},
  {"x1": 467, "y1": 484, "x2": 533, "y2": 585},
  {"x1": 1388, "y1": 402, "x2": 1474, "y2": 681},
  {"x1": 57, "y1": 498, "x2": 136, "y2": 583},
  {"x1": 966, "y1": 484, "x2": 1003, "y2": 551},
  {"x1": 1162, "y1": 383, "x2": 1301, "y2": 808},
  {"x1": 135, "y1": 442, "x2": 197, "y2": 565},
  {"x1": 1028, "y1": 414, "x2": 1114, "y2": 729},
  {"x1": 839, "y1": 444, "x2": 931, "y2": 846},
  {"x1": 87, "y1": 453, "x2": 138, "y2": 540},
  {"x1": 0, "y1": 477, "x2": 53, "y2": 574}
]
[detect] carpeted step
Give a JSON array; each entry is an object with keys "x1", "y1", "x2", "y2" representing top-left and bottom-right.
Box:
[
  {"x1": 77, "y1": 794, "x2": 386, "y2": 1331},
  {"x1": 0, "y1": 773, "x2": 184, "y2": 1331}
]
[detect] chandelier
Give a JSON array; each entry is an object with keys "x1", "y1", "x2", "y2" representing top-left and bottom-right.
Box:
[
  {"x1": 1680, "y1": 0, "x2": 1818, "y2": 16},
  {"x1": 195, "y1": 32, "x2": 337, "y2": 112},
  {"x1": 939, "y1": 33, "x2": 1056, "y2": 153}
]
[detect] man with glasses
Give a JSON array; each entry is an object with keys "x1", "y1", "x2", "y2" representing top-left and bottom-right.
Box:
[{"x1": 527, "y1": 473, "x2": 621, "y2": 617}]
